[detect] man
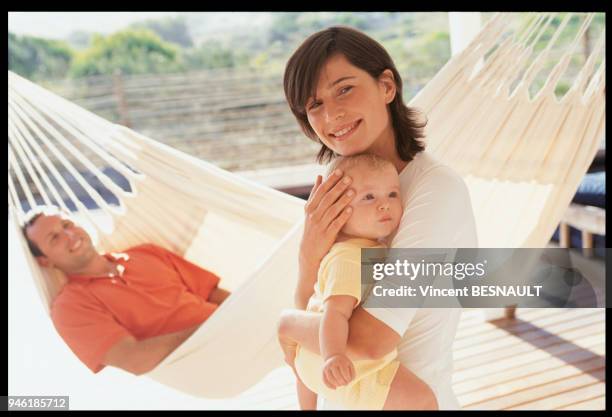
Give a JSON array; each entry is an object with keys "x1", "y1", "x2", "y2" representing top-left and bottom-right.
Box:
[{"x1": 21, "y1": 206, "x2": 230, "y2": 376}]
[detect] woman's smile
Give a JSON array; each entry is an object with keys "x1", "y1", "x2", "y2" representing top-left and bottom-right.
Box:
[{"x1": 329, "y1": 119, "x2": 362, "y2": 141}]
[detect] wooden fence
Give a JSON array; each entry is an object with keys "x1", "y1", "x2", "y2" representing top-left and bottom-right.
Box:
[{"x1": 40, "y1": 68, "x2": 319, "y2": 172}]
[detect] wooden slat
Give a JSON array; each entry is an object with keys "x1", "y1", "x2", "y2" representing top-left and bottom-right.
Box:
[
  {"x1": 508, "y1": 379, "x2": 606, "y2": 410},
  {"x1": 454, "y1": 310, "x2": 604, "y2": 362},
  {"x1": 454, "y1": 308, "x2": 599, "y2": 345},
  {"x1": 462, "y1": 370, "x2": 605, "y2": 410},
  {"x1": 458, "y1": 354, "x2": 604, "y2": 406},
  {"x1": 556, "y1": 395, "x2": 606, "y2": 410},
  {"x1": 454, "y1": 339, "x2": 604, "y2": 394},
  {"x1": 453, "y1": 323, "x2": 605, "y2": 378},
  {"x1": 456, "y1": 306, "x2": 585, "y2": 337}
]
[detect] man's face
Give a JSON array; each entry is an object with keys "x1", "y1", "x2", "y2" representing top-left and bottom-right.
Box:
[
  {"x1": 340, "y1": 164, "x2": 403, "y2": 241},
  {"x1": 26, "y1": 214, "x2": 97, "y2": 274}
]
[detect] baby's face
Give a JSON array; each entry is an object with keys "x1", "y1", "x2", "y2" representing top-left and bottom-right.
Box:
[{"x1": 340, "y1": 164, "x2": 403, "y2": 241}]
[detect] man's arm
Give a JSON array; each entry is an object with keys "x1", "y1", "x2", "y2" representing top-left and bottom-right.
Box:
[
  {"x1": 102, "y1": 323, "x2": 201, "y2": 375},
  {"x1": 278, "y1": 306, "x2": 401, "y2": 361}
]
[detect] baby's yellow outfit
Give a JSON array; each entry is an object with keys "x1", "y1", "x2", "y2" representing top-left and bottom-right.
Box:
[{"x1": 294, "y1": 238, "x2": 400, "y2": 410}]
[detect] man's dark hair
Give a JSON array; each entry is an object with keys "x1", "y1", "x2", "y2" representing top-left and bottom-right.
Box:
[
  {"x1": 22, "y1": 212, "x2": 45, "y2": 257},
  {"x1": 283, "y1": 26, "x2": 427, "y2": 164}
]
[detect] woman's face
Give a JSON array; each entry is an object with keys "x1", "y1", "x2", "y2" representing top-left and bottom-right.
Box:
[{"x1": 305, "y1": 54, "x2": 396, "y2": 157}]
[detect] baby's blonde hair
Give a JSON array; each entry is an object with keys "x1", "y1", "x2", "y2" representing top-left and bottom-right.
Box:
[{"x1": 324, "y1": 153, "x2": 395, "y2": 179}]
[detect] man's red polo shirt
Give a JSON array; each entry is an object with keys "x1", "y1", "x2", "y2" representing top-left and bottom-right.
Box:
[{"x1": 50, "y1": 243, "x2": 221, "y2": 373}]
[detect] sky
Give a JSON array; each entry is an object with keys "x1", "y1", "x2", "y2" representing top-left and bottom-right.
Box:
[
  {"x1": 9, "y1": 12, "x2": 182, "y2": 39},
  {"x1": 8, "y1": 12, "x2": 274, "y2": 42}
]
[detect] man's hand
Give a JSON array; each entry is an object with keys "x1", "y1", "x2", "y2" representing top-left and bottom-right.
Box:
[
  {"x1": 322, "y1": 353, "x2": 355, "y2": 389},
  {"x1": 207, "y1": 287, "x2": 230, "y2": 305}
]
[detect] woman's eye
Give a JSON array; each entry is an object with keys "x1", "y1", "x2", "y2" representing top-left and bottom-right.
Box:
[
  {"x1": 339, "y1": 86, "x2": 353, "y2": 95},
  {"x1": 308, "y1": 101, "x2": 321, "y2": 110},
  {"x1": 363, "y1": 193, "x2": 375, "y2": 200},
  {"x1": 389, "y1": 191, "x2": 398, "y2": 198}
]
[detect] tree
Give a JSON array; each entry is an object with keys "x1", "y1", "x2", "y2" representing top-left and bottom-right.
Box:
[
  {"x1": 130, "y1": 16, "x2": 193, "y2": 48},
  {"x1": 8, "y1": 32, "x2": 74, "y2": 80},
  {"x1": 69, "y1": 29, "x2": 183, "y2": 77},
  {"x1": 269, "y1": 12, "x2": 301, "y2": 43},
  {"x1": 390, "y1": 30, "x2": 451, "y2": 99},
  {"x1": 66, "y1": 30, "x2": 94, "y2": 50},
  {"x1": 334, "y1": 13, "x2": 369, "y2": 30},
  {"x1": 183, "y1": 40, "x2": 248, "y2": 70}
]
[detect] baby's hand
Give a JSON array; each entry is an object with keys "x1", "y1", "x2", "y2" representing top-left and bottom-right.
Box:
[{"x1": 322, "y1": 353, "x2": 355, "y2": 389}]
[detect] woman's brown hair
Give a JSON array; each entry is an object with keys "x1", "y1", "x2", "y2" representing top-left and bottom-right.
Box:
[{"x1": 283, "y1": 26, "x2": 427, "y2": 164}]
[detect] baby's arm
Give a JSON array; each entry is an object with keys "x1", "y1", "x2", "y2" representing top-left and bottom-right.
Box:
[{"x1": 320, "y1": 295, "x2": 358, "y2": 389}]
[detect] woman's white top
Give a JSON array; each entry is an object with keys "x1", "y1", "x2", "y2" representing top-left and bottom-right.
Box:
[{"x1": 321, "y1": 150, "x2": 478, "y2": 410}]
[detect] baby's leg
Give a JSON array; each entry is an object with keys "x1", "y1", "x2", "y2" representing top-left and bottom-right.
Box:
[
  {"x1": 296, "y1": 376, "x2": 318, "y2": 410},
  {"x1": 382, "y1": 365, "x2": 439, "y2": 410},
  {"x1": 278, "y1": 309, "x2": 366, "y2": 360},
  {"x1": 278, "y1": 309, "x2": 322, "y2": 354}
]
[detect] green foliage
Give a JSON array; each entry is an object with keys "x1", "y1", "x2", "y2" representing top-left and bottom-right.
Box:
[
  {"x1": 269, "y1": 12, "x2": 301, "y2": 43},
  {"x1": 183, "y1": 40, "x2": 248, "y2": 70},
  {"x1": 66, "y1": 31, "x2": 94, "y2": 50},
  {"x1": 531, "y1": 13, "x2": 605, "y2": 55},
  {"x1": 554, "y1": 81, "x2": 571, "y2": 98},
  {"x1": 247, "y1": 43, "x2": 287, "y2": 73},
  {"x1": 268, "y1": 12, "x2": 372, "y2": 45},
  {"x1": 334, "y1": 12, "x2": 369, "y2": 30},
  {"x1": 394, "y1": 30, "x2": 451, "y2": 97},
  {"x1": 8, "y1": 32, "x2": 74, "y2": 80},
  {"x1": 69, "y1": 29, "x2": 183, "y2": 77},
  {"x1": 130, "y1": 16, "x2": 193, "y2": 48}
]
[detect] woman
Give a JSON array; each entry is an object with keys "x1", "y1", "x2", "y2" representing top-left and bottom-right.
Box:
[{"x1": 281, "y1": 26, "x2": 478, "y2": 409}]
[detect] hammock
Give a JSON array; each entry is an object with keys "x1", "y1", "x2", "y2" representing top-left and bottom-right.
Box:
[{"x1": 8, "y1": 12, "x2": 605, "y2": 398}]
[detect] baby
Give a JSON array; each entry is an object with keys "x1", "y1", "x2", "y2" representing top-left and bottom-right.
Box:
[{"x1": 278, "y1": 154, "x2": 419, "y2": 410}]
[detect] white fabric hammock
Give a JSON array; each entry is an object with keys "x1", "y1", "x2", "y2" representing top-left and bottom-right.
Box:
[{"x1": 8, "y1": 12, "x2": 605, "y2": 398}]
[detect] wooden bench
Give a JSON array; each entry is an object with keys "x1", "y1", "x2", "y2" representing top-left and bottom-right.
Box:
[
  {"x1": 504, "y1": 201, "x2": 606, "y2": 320},
  {"x1": 558, "y1": 203, "x2": 606, "y2": 255}
]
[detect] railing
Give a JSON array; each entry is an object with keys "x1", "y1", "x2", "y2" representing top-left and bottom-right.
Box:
[{"x1": 39, "y1": 69, "x2": 319, "y2": 172}]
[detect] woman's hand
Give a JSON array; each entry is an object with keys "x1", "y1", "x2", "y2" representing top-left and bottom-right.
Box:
[
  {"x1": 322, "y1": 353, "x2": 355, "y2": 389},
  {"x1": 295, "y1": 169, "x2": 355, "y2": 309},
  {"x1": 300, "y1": 169, "x2": 354, "y2": 270}
]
